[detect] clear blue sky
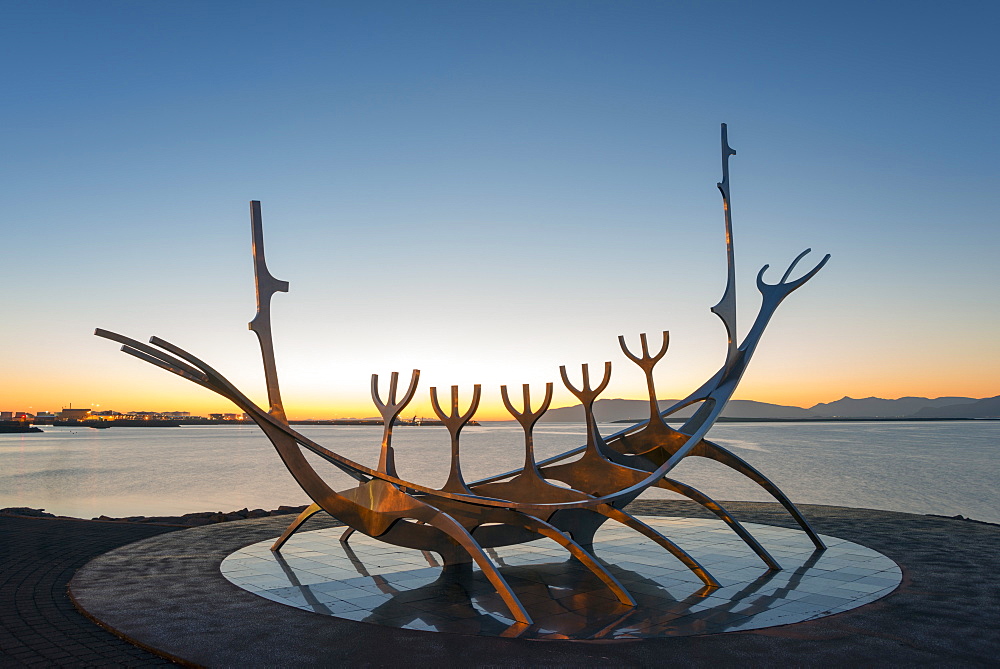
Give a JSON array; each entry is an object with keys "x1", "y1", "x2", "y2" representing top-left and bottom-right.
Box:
[{"x1": 1, "y1": 1, "x2": 997, "y2": 418}]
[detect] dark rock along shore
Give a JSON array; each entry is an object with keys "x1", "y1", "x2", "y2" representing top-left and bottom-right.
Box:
[
  {"x1": 4, "y1": 505, "x2": 997, "y2": 527},
  {"x1": 1, "y1": 505, "x2": 309, "y2": 526}
]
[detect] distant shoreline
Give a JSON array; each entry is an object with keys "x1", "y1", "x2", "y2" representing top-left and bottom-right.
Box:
[
  {"x1": 18, "y1": 418, "x2": 478, "y2": 430},
  {"x1": 13, "y1": 417, "x2": 998, "y2": 431},
  {"x1": 1, "y1": 505, "x2": 310, "y2": 527},
  {"x1": 610, "y1": 417, "x2": 1000, "y2": 424},
  {"x1": 4, "y1": 503, "x2": 997, "y2": 528}
]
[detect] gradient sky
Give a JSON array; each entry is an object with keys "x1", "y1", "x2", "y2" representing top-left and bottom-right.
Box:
[{"x1": 1, "y1": 1, "x2": 997, "y2": 420}]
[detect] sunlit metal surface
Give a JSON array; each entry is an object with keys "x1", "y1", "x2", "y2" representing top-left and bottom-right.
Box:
[
  {"x1": 430, "y1": 384, "x2": 481, "y2": 494},
  {"x1": 96, "y1": 125, "x2": 830, "y2": 627}
]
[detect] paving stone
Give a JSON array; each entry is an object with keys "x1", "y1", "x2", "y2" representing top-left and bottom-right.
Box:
[{"x1": 0, "y1": 516, "x2": 179, "y2": 666}]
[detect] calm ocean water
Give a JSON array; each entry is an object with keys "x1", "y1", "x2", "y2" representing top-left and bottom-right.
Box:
[{"x1": 1, "y1": 421, "x2": 997, "y2": 523}]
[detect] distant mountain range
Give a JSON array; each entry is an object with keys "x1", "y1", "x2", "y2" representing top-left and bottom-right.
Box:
[
  {"x1": 537, "y1": 395, "x2": 999, "y2": 422},
  {"x1": 909, "y1": 396, "x2": 1000, "y2": 419}
]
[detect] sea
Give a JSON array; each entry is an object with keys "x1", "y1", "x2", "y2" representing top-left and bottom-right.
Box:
[{"x1": 1, "y1": 421, "x2": 997, "y2": 524}]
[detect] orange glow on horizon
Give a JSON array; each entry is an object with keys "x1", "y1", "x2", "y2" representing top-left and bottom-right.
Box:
[
  {"x1": 3, "y1": 341, "x2": 997, "y2": 422},
  {"x1": 5, "y1": 384, "x2": 997, "y2": 423}
]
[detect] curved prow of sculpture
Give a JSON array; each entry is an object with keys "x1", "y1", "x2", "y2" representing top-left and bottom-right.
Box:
[
  {"x1": 92, "y1": 329, "x2": 361, "y2": 530},
  {"x1": 748, "y1": 249, "x2": 831, "y2": 341},
  {"x1": 676, "y1": 247, "x2": 832, "y2": 437}
]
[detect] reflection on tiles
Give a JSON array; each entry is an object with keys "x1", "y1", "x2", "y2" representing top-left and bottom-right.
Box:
[{"x1": 221, "y1": 517, "x2": 900, "y2": 640}]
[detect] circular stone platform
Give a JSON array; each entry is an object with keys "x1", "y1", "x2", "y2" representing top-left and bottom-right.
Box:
[
  {"x1": 220, "y1": 518, "x2": 899, "y2": 640},
  {"x1": 68, "y1": 502, "x2": 1000, "y2": 667}
]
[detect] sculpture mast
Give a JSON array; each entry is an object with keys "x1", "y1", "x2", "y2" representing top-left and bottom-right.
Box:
[
  {"x1": 247, "y1": 201, "x2": 290, "y2": 422},
  {"x1": 712, "y1": 124, "x2": 739, "y2": 370}
]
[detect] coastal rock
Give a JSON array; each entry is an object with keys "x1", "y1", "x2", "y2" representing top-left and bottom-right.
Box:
[
  {"x1": 274, "y1": 505, "x2": 306, "y2": 515},
  {"x1": 84, "y1": 504, "x2": 311, "y2": 525},
  {"x1": 1, "y1": 507, "x2": 56, "y2": 518},
  {"x1": 927, "y1": 513, "x2": 998, "y2": 527}
]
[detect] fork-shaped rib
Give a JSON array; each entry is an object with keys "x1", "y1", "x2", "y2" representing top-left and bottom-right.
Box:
[
  {"x1": 757, "y1": 248, "x2": 831, "y2": 303},
  {"x1": 372, "y1": 370, "x2": 420, "y2": 477},
  {"x1": 618, "y1": 332, "x2": 669, "y2": 432},
  {"x1": 430, "y1": 384, "x2": 482, "y2": 493},
  {"x1": 718, "y1": 248, "x2": 830, "y2": 382},
  {"x1": 547, "y1": 358, "x2": 781, "y2": 570},
  {"x1": 501, "y1": 383, "x2": 553, "y2": 478},
  {"x1": 559, "y1": 362, "x2": 612, "y2": 459}
]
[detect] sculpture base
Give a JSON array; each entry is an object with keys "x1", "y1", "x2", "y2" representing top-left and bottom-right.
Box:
[
  {"x1": 74, "y1": 501, "x2": 985, "y2": 665},
  {"x1": 221, "y1": 517, "x2": 898, "y2": 639}
]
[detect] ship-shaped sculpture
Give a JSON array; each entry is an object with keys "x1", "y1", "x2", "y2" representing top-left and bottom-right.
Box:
[{"x1": 96, "y1": 125, "x2": 829, "y2": 630}]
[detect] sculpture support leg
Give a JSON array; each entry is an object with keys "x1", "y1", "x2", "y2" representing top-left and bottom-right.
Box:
[
  {"x1": 694, "y1": 442, "x2": 826, "y2": 550},
  {"x1": 596, "y1": 504, "x2": 720, "y2": 589},
  {"x1": 271, "y1": 502, "x2": 323, "y2": 552},
  {"x1": 512, "y1": 515, "x2": 636, "y2": 607},
  {"x1": 656, "y1": 477, "x2": 782, "y2": 570},
  {"x1": 421, "y1": 510, "x2": 533, "y2": 626}
]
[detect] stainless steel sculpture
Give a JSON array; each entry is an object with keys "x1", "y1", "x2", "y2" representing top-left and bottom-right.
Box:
[{"x1": 96, "y1": 125, "x2": 829, "y2": 630}]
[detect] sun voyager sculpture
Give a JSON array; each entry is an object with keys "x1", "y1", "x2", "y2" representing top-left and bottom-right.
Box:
[{"x1": 97, "y1": 124, "x2": 829, "y2": 630}]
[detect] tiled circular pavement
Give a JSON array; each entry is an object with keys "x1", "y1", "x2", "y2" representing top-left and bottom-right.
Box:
[
  {"x1": 63, "y1": 501, "x2": 1000, "y2": 666},
  {"x1": 221, "y1": 518, "x2": 900, "y2": 639}
]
